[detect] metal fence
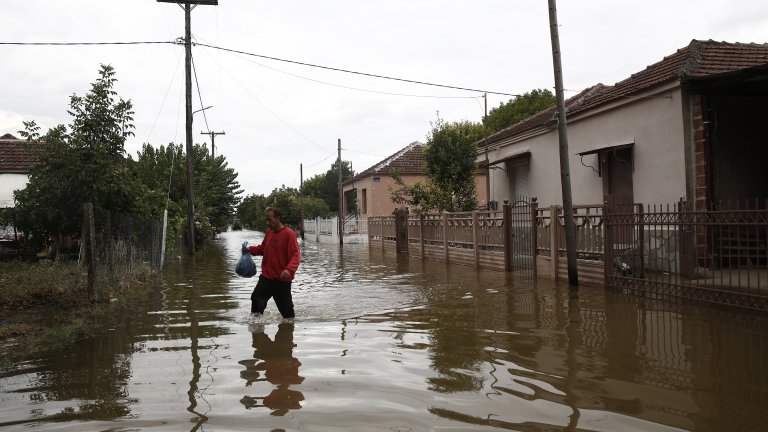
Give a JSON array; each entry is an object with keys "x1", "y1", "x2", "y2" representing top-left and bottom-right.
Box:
[{"x1": 605, "y1": 199, "x2": 768, "y2": 311}]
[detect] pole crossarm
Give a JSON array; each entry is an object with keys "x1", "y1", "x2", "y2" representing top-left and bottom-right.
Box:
[{"x1": 157, "y1": 0, "x2": 218, "y2": 5}]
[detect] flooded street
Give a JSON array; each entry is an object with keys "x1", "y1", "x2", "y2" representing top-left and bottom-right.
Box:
[{"x1": 1, "y1": 228, "x2": 768, "y2": 431}]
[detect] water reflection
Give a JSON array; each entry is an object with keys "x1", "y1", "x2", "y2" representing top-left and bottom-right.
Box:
[
  {"x1": 239, "y1": 323, "x2": 305, "y2": 416},
  {"x1": 1, "y1": 231, "x2": 767, "y2": 431}
]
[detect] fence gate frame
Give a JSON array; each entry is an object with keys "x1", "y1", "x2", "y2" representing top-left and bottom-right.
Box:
[{"x1": 504, "y1": 198, "x2": 538, "y2": 277}]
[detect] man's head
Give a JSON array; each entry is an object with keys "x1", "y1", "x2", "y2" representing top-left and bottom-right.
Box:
[{"x1": 265, "y1": 207, "x2": 283, "y2": 230}]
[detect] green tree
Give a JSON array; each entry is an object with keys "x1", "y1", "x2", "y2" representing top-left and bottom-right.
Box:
[
  {"x1": 319, "y1": 160, "x2": 356, "y2": 215},
  {"x1": 238, "y1": 193, "x2": 268, "y2": 231},
  {"x1": 484, "y1": 89, "x2": 555, "y2": 134},
  {"x1": 300, "y1": 173, "x2": 325, "y2": 199},
  {"x1": 14, "y1": 65, "x2": 147, "y2": 244},
  {"x1": 132, "y1": 142, "x2": 242, "y2": 246},
  {"x1": 392, "y1": 116, "x2": 483, "y2": 213},
  {"x1": 193, "y1": 144, "x2": 243, "y2": 229}
]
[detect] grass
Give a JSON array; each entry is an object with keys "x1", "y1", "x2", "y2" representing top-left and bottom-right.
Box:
[{"x1": 0, "y1": 259, "x2": 155, "y2": 368}]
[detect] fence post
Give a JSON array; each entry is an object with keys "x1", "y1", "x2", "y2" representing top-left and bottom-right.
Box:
[
  {"x1": 84, "y1": 203, "x2": 97, "y2": 302},
  {"x1": 443, "y1": 212, "x2": 449, "y2": 263},
  {"x1": 381, "y1": 216, "x2": 385, "y2": 252},
  {"x1": 503, "y1": 203, "x2": 512, "y2": 272},
  {"x1": 419, "y1": 213, "x2": 425, "y2": 258},
  {"x1": 394, "y1": 207, "x2": 409, "y2": 254},
  {"x1": 473, "y1": 211, "x2": 480, "y2": 268},
  {"x1": 603, "y1": 196, "x2": 612, "y2": 285},
  {"x1": 531, "y1": 198, "x2": 538, "y2": 279},
  {"x1": 550, "y1": 205, "x2": 559, "y2": 281}
]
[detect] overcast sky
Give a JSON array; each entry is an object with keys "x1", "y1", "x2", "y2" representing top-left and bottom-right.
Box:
[{"x1": 2, "y1": 0, "x2": 766, "y2": 197}]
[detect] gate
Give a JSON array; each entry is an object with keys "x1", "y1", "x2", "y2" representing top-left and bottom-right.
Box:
[{"x1": 504, "y1": 199, "x2": 537, "y2": 276}]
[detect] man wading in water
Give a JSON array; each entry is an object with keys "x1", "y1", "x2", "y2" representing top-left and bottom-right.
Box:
[{"x1": 243, "y1": 207, "x2": 301, "y2": 320}]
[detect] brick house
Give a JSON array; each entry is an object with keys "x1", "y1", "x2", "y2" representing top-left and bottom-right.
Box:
[
  {"x1": 478, "y1": 40, "x2": 768, "y2": 210},
  {"x1": 342, "y1": 141, "x2": 488, "y2": 219},
  {"x1": 0, "y1": 133, "x2": 44, "y2": 240}
]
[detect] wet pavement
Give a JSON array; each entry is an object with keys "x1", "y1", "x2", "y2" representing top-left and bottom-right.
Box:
[{"x1": 1, "y1": 228, "x2": 767, "y2": 431}]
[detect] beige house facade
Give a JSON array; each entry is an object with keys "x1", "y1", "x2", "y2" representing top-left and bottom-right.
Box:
[
  {"x1": 480, "y1": 40, "x2": 768, "y2": 209},
  {"x1": 343, "y1": 142, "x2": 488, "y2": 218}
]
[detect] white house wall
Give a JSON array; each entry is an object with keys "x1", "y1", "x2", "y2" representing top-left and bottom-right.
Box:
[
  {"x1": 486, "y1": 85, "x2": 687, "y2": 207},
  {"x1": 0, "y1": 173, "x2": 28, "y2": 208}
]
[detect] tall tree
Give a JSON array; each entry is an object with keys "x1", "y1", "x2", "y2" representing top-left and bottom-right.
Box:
[
  {"x1": 392, "y1": 116, "x2": 483, "y2": 213},
  {"x1": 320, "y1": 160, "x2": 356, "y2": 215},
  {"x1": 14, "y1": 65, "x2": 146, "y2": 241},
  {"x1": 484, "y1": 89, "x2": 556, "y2": 134}
]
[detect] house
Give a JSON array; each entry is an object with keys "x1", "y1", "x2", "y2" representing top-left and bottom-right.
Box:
[
  {"x1": 342, "y1": 141, "x2": 488, "y2": 219},
  {"x1": 478, "y1": 40, "x2": 768, "y2": 209},
  {"x1": 0, "y1": 133, "x2": 44, "y2": 240}
]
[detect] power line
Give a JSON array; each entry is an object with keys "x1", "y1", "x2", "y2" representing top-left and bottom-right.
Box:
[
  {"x1": 195, "y1": 42, "x2": 519, "y2": 97},
  {"x1": 198, "y1": 46, "x2": 329, "y2": 152},
  {"x1": 214, "y1": 45, "x2": 481, "y2": 100},
  {"x1": 191, "y1": 54, "x2": 210, "y2": 133},
  {"x1": 3, "y1": 39, "x2": 520, "y2": 97},
  {"x1": 0, "y1": 41, "x2": 175, "y2": 46}
]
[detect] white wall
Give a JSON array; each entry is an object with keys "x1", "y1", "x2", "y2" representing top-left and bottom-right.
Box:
[
  {"x1": 0, "y1": 173, "x2": 29, "y2": 208},
  {"x1": 486, "y1": 85, "x2": 687, "y2": 207}
]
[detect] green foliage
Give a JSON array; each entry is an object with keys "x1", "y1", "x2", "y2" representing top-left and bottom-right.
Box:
[
  {"x1": 484, "y1": 89, "x2": 555, "y2": 134},
  {"x1": 237, "y1": 186, "x2": 331, "y2": 233},
  {"x1": 13, "y1": 65, "x2": 147, "y2": 245},
  {"x1": 301, "y1": 160, "x2": 356, "y2": 215},
  {"x1": 392, "y1": 116, "x2": 483, "y2": 213},
  {"x1": 238, "y1": 193, "x2": 268, "y2": 231},
  {"x1": 192, "y1": 144, "x2": 243, "y2": 229},
  {"x1": 131, "y1": 141, "x2": 242, "y2": 248}
]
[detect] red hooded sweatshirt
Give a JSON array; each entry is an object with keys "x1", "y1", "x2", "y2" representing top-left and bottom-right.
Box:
[{"x1": 246, "y1": 227, "x2": 301, "y2": 281}]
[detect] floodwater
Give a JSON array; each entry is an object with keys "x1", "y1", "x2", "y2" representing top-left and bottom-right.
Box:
[{"x1": 1, "y1": 229, "x2": 768, "y2": 431}]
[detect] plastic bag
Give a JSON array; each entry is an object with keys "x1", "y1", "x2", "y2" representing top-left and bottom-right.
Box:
[{"x1": 235, "y1": 241, "x2": 258, "y2": 278}]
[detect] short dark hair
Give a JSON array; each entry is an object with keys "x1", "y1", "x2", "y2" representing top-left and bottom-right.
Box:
[{"x1": 265, "y1": 206, "x2": 282, "y2": 220}]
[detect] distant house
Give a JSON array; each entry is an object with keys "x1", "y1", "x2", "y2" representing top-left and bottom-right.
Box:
[
  {"x1": 0, "y1": 133, "x2": 44, "y2": 240},
  {"x1": 478, "y1": 40, "x2": 768, "y2": 209},
  {"x1": 342, "y1": 141, "x2": 488, "y2": 219}
]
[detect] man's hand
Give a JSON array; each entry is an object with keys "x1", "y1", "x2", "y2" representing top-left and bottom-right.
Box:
[{"x1": 280, "y1": 269, "x2": 292, "y2": 280}]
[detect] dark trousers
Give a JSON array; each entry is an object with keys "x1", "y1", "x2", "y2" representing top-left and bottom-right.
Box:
[{"x1": 251, "y1": 275, "x2": 295, "y2": 318}]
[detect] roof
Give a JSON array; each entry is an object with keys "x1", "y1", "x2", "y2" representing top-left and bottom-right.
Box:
[
  {"x1": 346, "y1": 141, "x2": 426, "y2": 184},
  {"x1": 482, "y1": 39, "x2": 768, "y2": 146},
  {"x1": 0, "y1": 134, "x2": 45, "y2": 173}
]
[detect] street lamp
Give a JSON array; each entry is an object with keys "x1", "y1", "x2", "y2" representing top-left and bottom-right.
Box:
[{"x1": 193, "y1": 105, "x2": 213, "y2": 116}]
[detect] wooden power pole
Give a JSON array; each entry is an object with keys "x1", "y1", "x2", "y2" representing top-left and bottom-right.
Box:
[
  {"x1": 547, "y1": 0, "x2": 579, "y2": 286},
  {"x1": 201, "y1": 130, "x2": 225, "y2": 158},
  {"x1": 157, "y1": 0, "x2": 219, "y2": 256},
  {"x1": 337, "y1": 139, "x2": 344, "y2": 245}
]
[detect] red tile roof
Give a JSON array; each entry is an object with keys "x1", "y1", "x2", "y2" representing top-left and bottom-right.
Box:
[
  {"x1": 482, "y1": 40, "x2": 768, "y2": 146},
  {"x1": 0, "y1": 134, "x2": 45, "y2": 173},
  {"x1": 347, "y1": 141, "x2": 426, "y2": 183}
]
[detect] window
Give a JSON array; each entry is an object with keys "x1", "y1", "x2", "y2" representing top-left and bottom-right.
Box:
[{"x1": 361, "y1": 188, "x2": 367, "y2": 214}]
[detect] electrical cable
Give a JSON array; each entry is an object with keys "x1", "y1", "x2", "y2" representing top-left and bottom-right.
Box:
[
  {"x1": 195, "y1": 42, "x2": 519, "y2": 97},
  {"x1": 0, "y1": 41, "x2": 174, "y2": 46},
  {"x1": 4, "y1": 39, "x2": 518, "y2": 97},
  {"x1": 198, "y1": 46, "x2": 329, "y2": 152},
  {"x1": 212, "y1": 45, "x2": 481, "y2": 100},
  {"x1": 145, "y1": 49, "x2": 184, "y2": 144},
  {"x1": 191, "y1": 54, "x2": 210, "y2": 133}
]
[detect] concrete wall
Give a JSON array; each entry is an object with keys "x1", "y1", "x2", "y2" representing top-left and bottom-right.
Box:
[
  {"x1": 0, "y1": 173, "x2": 28, "y2": 208},
  {"x1": 485, "y1": 84, "x2": 687, "y2": 207}
]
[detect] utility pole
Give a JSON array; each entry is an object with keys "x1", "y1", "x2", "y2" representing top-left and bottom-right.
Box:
[
  {"x1": 299, "y1": 163, "x2": 304, "y2": 240},
  {"x1": 547, "y1": 0, "x2": 579, "y2": 286},
  {"x1": 201, "y1": 130, "x2": 225, "y2": 158},
  {"x1": 337, "y1": 139, "x2": 344, "y2": 245},
  {"x1": 483, "y1": 93, "x2": 491, "y2": 206},
  {"x1": 157, "y1": 0, "x2": 219, "y2": 256}
]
